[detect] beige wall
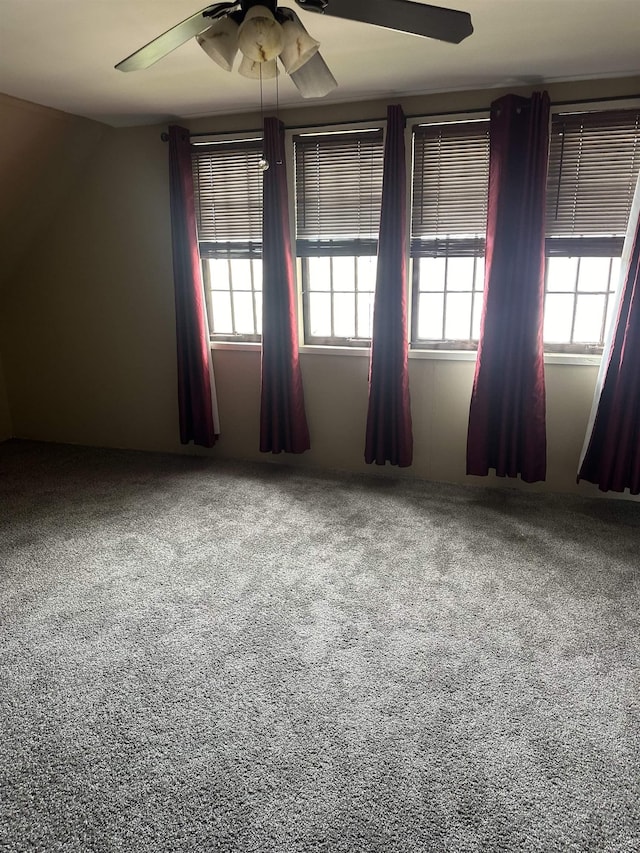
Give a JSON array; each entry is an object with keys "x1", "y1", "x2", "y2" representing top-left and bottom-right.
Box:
[
  {"x1": 1, "y1": 77, "x2": 639, "y2": 498},
  {"x1": 1, "y1": 123, "x2": 180, "y2": 452},
  {"x1": 211, "y1": 347, "x2": 601, "y2": 495},
  {"x1": 0, "y1": 93, "x2": 106, "y2": 291},
  {"x1": 0, "y1": 351, "x2": 11, "y2": 441},
  {"x1": 0, "y1": 93, "x2": 107, "y2": 443}
]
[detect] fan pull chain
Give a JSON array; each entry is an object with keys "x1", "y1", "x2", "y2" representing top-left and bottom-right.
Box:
[
  {"x1": 275, "y1": 61, "x2": 282, "y2": 165},
  {"x1": 258, "y1": 63, "x2": 269, "y2": 171}
]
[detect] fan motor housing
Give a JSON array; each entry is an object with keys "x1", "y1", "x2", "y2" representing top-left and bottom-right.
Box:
[
  {"x1": 241, "y1": 0, "x2": 278, "y2": 14},
  {"x1": 296, "y1": 0, "x2": 328, "y2": 10}
]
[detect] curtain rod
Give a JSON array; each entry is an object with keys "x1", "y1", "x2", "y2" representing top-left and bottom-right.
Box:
[{"x1": 160, "y1": 92, "x2": 640, "y2": 141}]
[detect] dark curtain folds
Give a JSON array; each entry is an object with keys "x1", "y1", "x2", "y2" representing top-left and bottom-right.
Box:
[
  {"x1": 578, "y1": 201, "x2": 640, "y2": 493},
  {"x1": 168, "y1": 124, "x2": 218, "y2": 447},
  {"x1": 467, "y1": 92, "x2": 550, "y2": 482},
  {"x1": 260, "y1": 117, "x2": 310, "y2": 454},
  {"x1": 365, "y1": 104, "x2": 413, "y2": 467}
]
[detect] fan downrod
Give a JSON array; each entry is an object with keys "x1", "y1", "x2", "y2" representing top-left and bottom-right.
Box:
[{"x1": 241, "y1": 0, "x2": 278, "y2": 13}]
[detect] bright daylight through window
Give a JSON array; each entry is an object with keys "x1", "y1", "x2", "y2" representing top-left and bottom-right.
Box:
[{"x1": 193, "y1": 106, "x2": 640, "y2": 354}]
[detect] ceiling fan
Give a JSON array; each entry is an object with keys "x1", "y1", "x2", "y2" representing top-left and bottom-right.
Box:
[{"x1": 115, "y1": 0, "x2": 473, "y2": 99}]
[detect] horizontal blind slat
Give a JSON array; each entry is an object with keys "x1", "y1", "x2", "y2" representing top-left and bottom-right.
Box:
[
  {"x1": 545, "y1": 236, "x2": 624, "y2": 256},
  {"x1": 192, "y1": 139, "x2": 263, "y2": 246},
  {"x1": 296, "y1": 238, "x2": 378, "y2": 257},
  {"x1": 294, "y1": 130, "x2": 384, "y2": 241},
  {"x1": 410, "y1": 237, "x2": 486, "y2": 258},
  {"x1": 546, "y1": 109, "x2": 640, "y2": 238},
  {"x1": 199, "y1": 241, "x2": 262, "y2": 259},
  {"x1": 411, "y1": 120, "x2": 490, "y2": 243}
]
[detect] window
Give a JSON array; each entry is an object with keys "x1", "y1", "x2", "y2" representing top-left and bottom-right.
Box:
[
  {"x1": 544, "y1": 109, "x2": 640, "y2": 351},
  {"x1": 294, "y1": 129, "x2": 384, "y2": 345},
  {"x1": 192, "y1": 138, "x2": 264, "y2": 340},
  {"x1": 410, "y1": 120, "x2": 490, "y2": 349},
  {"x1": 193, "y1": 105, "x2": 640, "y2": 356}
]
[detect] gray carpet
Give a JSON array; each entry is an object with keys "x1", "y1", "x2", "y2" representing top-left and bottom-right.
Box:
[{"x1": 0, "y1": 440, "x2": 638, "y2": 853}]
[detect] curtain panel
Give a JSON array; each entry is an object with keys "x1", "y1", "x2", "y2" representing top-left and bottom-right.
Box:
[
  {"x1": 578, "y1": 173, "x2": 640, "y2": 493},
  {"x1": 466, "y1": 92, "x2": 550, "y2": 482},
  {"x1": 365, "y1": 105, "x2": 413, "y2": 467},
  {"x1": 260, "y1": 117, "x2": 311, "y2": 454},
  {"x1": 168, "y1": 124, "x2": 219, "y2": 447}
]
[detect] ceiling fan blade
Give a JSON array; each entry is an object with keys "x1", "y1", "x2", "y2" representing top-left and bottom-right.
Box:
[
  {"x1": 295, "y1": 0, "x2": 473, "y2": 45},
  {"x1": 289, "y1": 51, "x2": 338, "y2": 98},
  {"x1": 115, "y1": 3, "x2": 238, "y2": 71}
]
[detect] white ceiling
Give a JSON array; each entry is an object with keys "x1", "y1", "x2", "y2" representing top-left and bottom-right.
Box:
[{"x1": 0, "y1": 0, "x2": 638, "y2": 127}]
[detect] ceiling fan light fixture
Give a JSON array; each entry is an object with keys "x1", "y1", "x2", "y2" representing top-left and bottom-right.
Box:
[
  {"x1": 237, "y1": 54, "x2": 279, "y2": 80},
  {"x1": 289, "y1": 50, "x2": 338, "y2": 99},
  {"x1": 278, "y1": 18, "x2": 320, "y2": 74},
  {"x1": 196, "y1": 18, "x2": 239, "y2": 72},
  {"x1": 237, "y1": 5, "x2": 284, "y2": 63}
]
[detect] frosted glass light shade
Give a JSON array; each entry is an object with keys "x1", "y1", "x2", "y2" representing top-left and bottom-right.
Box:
[
  {"x1": 196, "y1": 18, "x2": 239, "y2": 71},
  {"x1": 279, "y1": 19, "x2": 320, "y2": 74},
  {"x1": 289, "y1": 50, "x2": 338, "y2": 98},
  {"x1": 237, "y1": 55, "x2": 279, "y2": 79},
  {"x1": 237, "y1": 5, "x2": 284, "y2": 62}
]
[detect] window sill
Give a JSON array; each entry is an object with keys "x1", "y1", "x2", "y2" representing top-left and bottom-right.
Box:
[
  {"x1": 409, "y1": 350, "x2": 602, "y2": 366},
  {"x1": 210, "y1": 340, "x2": 602, "y2": 366},
  {"x1": 211, "y1": 340, "x2": 261, "y2": 353},
  {"x1": 543, "y1": 351, "x2": 601, "y2": 367},
  {"x1": 300, "y1": 344, "x2": 370, "y2": 357}
]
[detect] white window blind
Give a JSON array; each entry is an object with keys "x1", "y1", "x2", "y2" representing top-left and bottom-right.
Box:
[
  {"x1": 545, "y1": 109, "x2": 640, "y2": 256},
  {"x1": 294, "y1": 129, "x2": 384, "y2": 257},
  {"x1": 411, "y1": 119, "x2": 490, "y2": 257},
  {"x1": 191, "y1": 139, "x2": 263, "y2": 257}
]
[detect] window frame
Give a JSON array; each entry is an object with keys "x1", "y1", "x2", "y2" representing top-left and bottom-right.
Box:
[
  {"x1": 201, "y1": 251, "x2": 263, "y2": 344},
  {"x1": 301, "y1": 256, "x2": 379, "y2": 347},
  {"x1": 292, "y1": 125, "x2": 385, "y2": 347},
  {"x1": 196, "y1": 99, "x2": 640, "y2": 361},
  {"x1": 409, "y1": 113, "x2": 490, "y2": 352},
  {"x1": 192, "y1": 134, "x2": 265, "y2": 342},
  {"x1": 541, "y1": 255, "x2": 621, "y2": 355},
  {"x1": 410, "y1": 253, "x2": 486, "y2": 351},
  {"x1": 408, "y1": 102, "x2": 640, "y2": 355},
  {"x1": 541, "y1": 104, "x2": 640, "y2": 353}
]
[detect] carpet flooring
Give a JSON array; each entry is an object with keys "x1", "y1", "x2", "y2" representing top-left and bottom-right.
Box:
[{"x1": 0, "y1": 439, "x2": 639, "y2": 853}]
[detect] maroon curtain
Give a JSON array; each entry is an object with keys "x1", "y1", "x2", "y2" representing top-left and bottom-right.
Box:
[
  {"x1": 578, "y1": 210, "x2": 640, "y2": 493},
  {"x1": 365, "y1": 105, "x2": 413, "y2": 467},
  {"x1": 168, "y1": 125, "x2": 218, "y2": 447},
  {"x1": 260, "y1": 117, "x2": 310, "y2": 454},
  {"x1": 466, "y1": 93, "x2": 550, "y2": 482}
]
